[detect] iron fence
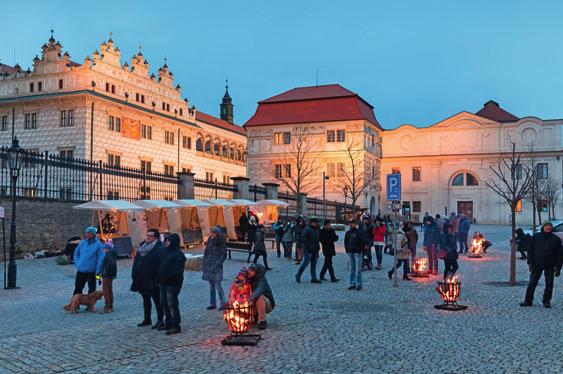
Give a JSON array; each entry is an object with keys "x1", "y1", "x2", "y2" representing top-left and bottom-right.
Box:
[
  {"x1": 0, "y1": 149, "x2": 180, "y2": 202},
  {"x1": 194, "y1": 178, "x2": 236, "y2": 200},
  {"x1": 249, "y1": 184, "x2": 267, "y2": 202},
  {"x1": 277, "y1": 190, "x2": 358, "y2": 223}
]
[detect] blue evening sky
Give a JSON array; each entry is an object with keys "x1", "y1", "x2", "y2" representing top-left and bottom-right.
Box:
[{"x1": 2, "y1": 0, "x2": 562, "y2": 129}]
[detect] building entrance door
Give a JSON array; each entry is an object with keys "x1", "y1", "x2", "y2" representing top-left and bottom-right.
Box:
[{"x1": 457, "y1": 201, "x2": 473, "y2": 222}]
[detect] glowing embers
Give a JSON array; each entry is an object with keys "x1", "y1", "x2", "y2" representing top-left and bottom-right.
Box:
[
  {"x1": 469, "y1": 237, "x2": 484, "y2": 258},
  {"x1": 434, "y1": 277, "x2": 468, "y2": 311},
  {"x1": 411, "y1": 257, "x2": 429, "y2": 278},
  {"x1": 221, "y1": 301, "x2": 261, "y2": 346}
]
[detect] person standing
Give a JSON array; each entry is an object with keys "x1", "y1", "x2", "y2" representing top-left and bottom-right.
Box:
[
  {"x1": 520, "y1": 222, "x2": 563, "y2": 308},
  {"x1": 514, "y1": 228, "x2": 530, "y2": 260},
  {"x1": 73, "y1": 226, "x2": 105, "y2": 296},
  {"x1": 423, "y1": 216, "x2": 441, "y2": 275},
  {"x1": 440, "y1": 223, "x2": 459, "y2": 280},
  {"x1": 158, "y1": 234, "x2": 186, "y2": 335},
  {"x1": 98, "y1": 243, "x2": 117, "y2": 314},
  {"x1": 131, "y1": 229, "x2": 165, "y2": 329},
  {"x1": 388, "y1": 223, "x2": 411, "y2": 281},
  {"x1": 253, "y1": 224, "x2": 272, "y2": 270},
  {"x1": 295, "y1": 218, "x2": 321, "y2": 284},
  {"x1": 282, "y1": 218, "x2": 295, "y2": 259},
  {"x1": 294, "y1": 218, "x2": 306, "y2": 264},
  {"x1": 272, "y1": 218, "x2": 285, "y2": 258},
  {"x1": 373, "y1": 218, "x2": 386, "y2": 270},
  {"x1": 403, "y1": 221, "x2": 419, "y2": 268},
  {"x1": 247, "y1": 263, "x2": 275, "y2": 330},
  {"x1": 450, "y1": 212, "x2": 459, "y2": 245},
  {"x1": 203, "y1": 226, "x2": 228, "y2": 310},
  {"x1": 359, "y1": 216, "x2": 374, "y2": 270},
  {"x1": 247, "y1": 215, "x2": 258, "y2": 250},
  {"x1": 345, "y1": 221, "x2": 364, "y2": 290},
  {"x1": 458, "y1": 214, "x2": 471, "y2": 254},
  {"x1": 238, "y1": 212, "x2": 249, "y2": 242},
  {"x1": 319, "y1": 220, "x2": 340, "y2": 282}
]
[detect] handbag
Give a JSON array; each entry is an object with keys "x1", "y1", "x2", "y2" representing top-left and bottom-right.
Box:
[{"x1": 385, "y1": 243, "x2": 394, "y2": 256}]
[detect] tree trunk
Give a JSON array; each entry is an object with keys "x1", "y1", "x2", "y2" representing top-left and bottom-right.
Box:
[
  {"x1": 531, "y1": 200, "x2": 537, "y2": 233},
  {"x1": 510, "y1": 205, "x2": 516, "y2": 286},
  {"x1": 537, "y1": 205, "x2": 542, "y2": 227}
]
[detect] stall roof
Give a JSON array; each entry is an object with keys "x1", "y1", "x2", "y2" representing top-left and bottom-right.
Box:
[
  {"x1": 255, "y1": 199, "x2": 289, "y2": 207},
  {"x1": 73, "y1": 200, "x2": 145, "y2": 211},
  {"x1": 174, "y1": 199, "x2": 215, "y2": 207},
  {"x1": 134, "y1": 200, "x2": 183, "y2": 209},
  {"x1": 205, "y1": 199, "x2": 236, "y2": 207},
  {"x1": 230, "y1": 199, "x2": 257, "y2": 206}
]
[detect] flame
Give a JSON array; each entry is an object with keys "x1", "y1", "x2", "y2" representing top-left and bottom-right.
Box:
[
  {"x1": 471, "y1": 237, "x2": 483, "y2": 255},
  {"x1": 224, "y1": 300, "x2": 252, "y2": 334},
  {"x1": 412, "y1": 257, "x2": 428, "y2": 273},
  {"x1": 437, "y1": 277, "x2": 460, "y2": 302}
]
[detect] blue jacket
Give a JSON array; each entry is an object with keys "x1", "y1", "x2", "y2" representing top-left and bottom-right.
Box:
[
  {"x1": 459, "y1": 218, "x2": 470, "y2": 234},
  {"x1": 74, "y1": 237, "x2": 105, "y2": 274},
  {"x1": 423, "y1": 222, "x2": 441, "y2": 247}
]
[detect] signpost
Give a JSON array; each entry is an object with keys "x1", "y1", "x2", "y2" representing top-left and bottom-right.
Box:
[{"x1": 386, "y1": 174, "x2": 401, "y2": 288}]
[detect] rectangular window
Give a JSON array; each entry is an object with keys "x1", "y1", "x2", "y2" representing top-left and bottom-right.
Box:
[
  {"x1": 162, "y1": 102, "x2": 166, "y2": 111},
  {"x1": 327, "y1": 130, "x2": 335, "y2": 143},
  {"x1": 166, "y1": 103, "x2": 170, "y2": 112},
  {"x1": 38, "y1": 82, "x2": 42, "y2": 92},
  {"x1": 179, "y1": 108, "x2": 183, "y2": 116},
  {"x1": 412, "y1": 201, "x2": 421, "y2": 213},
  {"x1": 108, "y1": 116, "x2": 121, "y2": 132},
  {"x1": 111, "y1": 85, "x2": 116, "y2": 94},
  {"x1": 141, "y1": 95, "x2": 145, "y2": 104},
  {"x1": 336, "y1": 162, "x2": 345, "y2": 177},
  {"x1": 336, "y1": 129, "x2": 346, "y2": 142},
  {"x1": 282, "y1": 132, "x2": 291, "y2": 144},
  {"x1": 107, "y1": 190, "x2": 120, "y2": 200},
  {"x1": 223, "y1": 175, "x2": 231, "y2": 184},
  {"x1": 326, "y1": 163, "x2": 335, "y2": 178},
  {"x1": 1, "y1": 115, "x2": 7, "y2": 131},
  {"x1": 275, "y1": 164, "x2": 282, "y2": 178},
  {"x1": 29, "y1": 82, "x2": 34, "y2": 93},
  {"x1": 107, "y1": 153, "x2": 121, "y2": 167},
  {"x1": 105, "y1": 83, "x2": 110, "y2": 92},
  {"x1": 371, "y1": 135, "x2": 375, "y2": 147},
  {"x1": 164, "y1": 164, "x2": 174, "y2": 176},
  {"x1": 284, "y1": 164, "x2": 292, "y2": 178},
  {"x1": 182, "y1": 136, "x2": 191, "y2": 149},
  {"x1": 412, "y1": 167, "x2": 421, "y2": 182},
  {"x1": 512, "y1": 163, "x2": 522, "y2": 180},
  {"x1": 206, "y1": 172, "x2": 214, "y2": 182},
  {"x1": 135, "y1": 93, "x2": 140, "y2": 102},
  {"x1": 68, "y1": 110, "x2": 74, "y2": 126},
  {"x1": 536, "y1": 163, "x2": 548, "y2": 179},
  {"x1": 141, "y1": 124, "x2": 152, "y2": 140},
  {"x1": 140, "y1": 160, "x2": 152, "y2": 173},
  {"x1": 391, "y1": 168, "x2": 401, "y2": 175},
  {"x1": 515, "y1": 199, "x2": 523, "y2": 213},
  {"x1": 59, "y1": 79, "x2": 64, "y2": 89},
  {"x1": 59, "y1": 149, "x2": 74, "y2": 160},
  {"x1": 165, "y1": 130, "x2": 175, "y2": 145},
  {"x1": 274, "y1": 133, "x2": 283, "y2": 145},
  {"x1": 24, "y1": 113, "x2": 37, "y2": 130},
  {"x1": 182, "y1": 167, "x2": 191, "y2": 173},
  {"x1": 60, "y1": 111, "x2": 67, "y2": 127}
]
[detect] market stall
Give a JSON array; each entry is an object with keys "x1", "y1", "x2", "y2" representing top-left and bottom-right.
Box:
[
  {"x1": 133, "y1": 200, "x2": 183, "y2": 244},
  {"x1": 205, "y1": 199, "x2": 238, "y2": 240},
  {"x1": 174, "y1": 199, "x2": 215, "y2": 247},
  {"x1": 253, "y1": 199, "x2": 289, "y2": 224}
]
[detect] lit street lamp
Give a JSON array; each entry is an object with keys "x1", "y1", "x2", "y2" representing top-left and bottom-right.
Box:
[
  {"x1": 322, "y1": 172, "x2": 329, "y2": 220},
  {"x1": 6, "y1": 137, "x2": 23, "y2": 289}
]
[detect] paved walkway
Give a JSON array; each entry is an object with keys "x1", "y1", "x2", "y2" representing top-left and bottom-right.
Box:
[{"x1": 0, "y1": 225, "x2": 562, "y2": 373}]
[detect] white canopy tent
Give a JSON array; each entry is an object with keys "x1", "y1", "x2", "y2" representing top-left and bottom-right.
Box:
[
  {"x1": 174, "y1": 199, "x2": 217, "y2": 245},
  {"x1": 253, "y1": 199, "x2": 289, "y2": 224},
  {"x1": 133, "y1": 200, "x2": 184, "y2": 244}
]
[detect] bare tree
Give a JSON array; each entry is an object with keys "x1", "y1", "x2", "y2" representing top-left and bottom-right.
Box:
[
  {"x1": 540, "y1": 177, "x2": 561, "y2": 220},
  {"x1": 523, "y1": 145, "x2": 539, "y2": 232},
  {"x1": 274, "y1": 126, "x2": 317, "y2": 212},
  {"x1": 340, "y1": 139, "x2": 375, "y2": 218},
  {"x1": 485, "y1": 142, "x2": 534, "y2": 285}
]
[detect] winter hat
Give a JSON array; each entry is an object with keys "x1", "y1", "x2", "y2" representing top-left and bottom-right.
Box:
[
  {"x1": 542, "y1": 221, "x2": 553, "y2": 230},
  {"x1": 84, "y1": 226, "x2": 97, "y2": 235},
  {"x1": 212, "y1": 225, "x2": 223, "y2": 234},
  {"x1": 324, "y1": 219, "x2": 331, "y2": 226}
]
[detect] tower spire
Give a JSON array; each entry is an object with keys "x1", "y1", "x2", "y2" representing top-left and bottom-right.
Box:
[{"x1": 220, "y1": 78, "x2": 234, "y2": 123}]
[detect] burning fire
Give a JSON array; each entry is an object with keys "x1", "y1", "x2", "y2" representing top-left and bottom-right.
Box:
[
  {"x1": 224, "y1": 300, "x2": 253, "y2": 334},
  {"x1": 436, "y1": 276, "x2": 460, "y2": 303},
  {"x1": 412, "y1": 257, "x2": 428, "y2": 273},
  {"x1": 471, "y1": 238, "x2": 483, "y2": 255}
]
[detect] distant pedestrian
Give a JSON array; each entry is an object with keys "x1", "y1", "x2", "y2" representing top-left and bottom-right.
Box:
[
  {"x1": 520, "y1": 222, "x2": 563, "y2": 308},
  {"x1": 272, "y1": 218, "x2": 285, "y2": 258},
  {"x1": 423, "y1": 217, "x2": 441, "y2": 275},
  {"x1": 319, "y1": 220, "x2": 340, "y2": 282},
  {"x1": 158, "y1": 234, "x2": 186, "y2": 335},
  {"x1": 73, "y1": 226, "x2": 104, "y2": 296},
  {"x1": 98, "y1": 242, "x2": 117, "y2": 314},
  {"x1": 282, "y1": 218, "x2": 295, "y2": 259},
  {"x1": 514, "y1": 228, "x2": 530, "y2": 260},
  {"x1": 203, "y1": 226, "x2": 228, "y2": 311},
  {"x1": 247, "y1": 216, "x2": 258, "y2": 250},
  {"x1": 345, "y1": 220, "x2": 364, "y2": 290},
  {"x1": 238, "y1": 212, "x2": 249, "y2": 241},
  {"x1": 440, "y1": 223, "x2": 459, "y2": 280},
  {"x1": 131, "y1": 229, "x2": 165, "y2": 329},
  {"x1": 359, "y1": 216, "x2": 374, "y2": 271},
  {"x1": 294, "y1": 218, "x2": 306, "y2": 264},
  {"x1": 404, "y1": 221, "x2": 418, "y2": 267},
  {"x1": 372, "y1": 218, "x2": 386, "y2": 270},
  {"x1": 387, "y1": 223, "x2": 411, "y2": 281},
  {"x1": 295, "y1": 218, "x2": 321, "y2": 283},
  {"x1": 253, "y1": 224, "x2": 272, "y2": 270},
  {"x1": 458, "y1": 214, "x2": 470, "y2": 253}
]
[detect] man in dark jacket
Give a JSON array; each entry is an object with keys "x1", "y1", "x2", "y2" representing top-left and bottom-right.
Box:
[
  {"x1": 131, "y1": 229, "x2": 165, "y2": 329},
  {"x1": 422, "y1": 217, "x2": 441, "y2": 275},
  {"x1": 319, "y1": 220, "x2": 339, "y2": 282},
  {"x1": 520, "y1": 222, "x2": 563, "y2": 308},
  {"x1": 158, "y1": 234, "x2": 186, "y2": 335},
  {"x1": 359, "y1": 216, "x2": 374, "y2": 270},
  {"x1": 99, "y1": 244, "x2": 117, "y2": 314},
  {"x1": 514, "y1": 228, "x2": 530, "y2": 260},
  {"x1": 248, "y1": 263, "x2": 275, "y2": 330},
  {"x1": 344, "y1": 221, "x2": 365, "y2": 290},
  {"x1": 239, "y1": 212, "x2": 249, "y2": 241},
  {"x1": 458, "y1": 214, "x2": 471, "y2": 253},
  {"x1": 295, "y1": 218, "x2": 321, "y2": 283}
]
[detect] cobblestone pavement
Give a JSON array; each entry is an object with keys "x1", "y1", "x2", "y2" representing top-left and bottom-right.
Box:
[{"x1": 1, "y1": 225, "x2": 562, "y2": 373}]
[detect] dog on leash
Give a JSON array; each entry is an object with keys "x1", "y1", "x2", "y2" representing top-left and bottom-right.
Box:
[{"x1": 63, "y1": 291, "x2": 104, "y2": 313}]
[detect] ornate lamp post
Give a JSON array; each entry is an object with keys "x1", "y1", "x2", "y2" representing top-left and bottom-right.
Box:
[
  {"x1": 322, "y1": 172, "x2": 329, "y2": 220},
  {"x1": 6, "y1": 137, "x2": 23, "y2": 289}
]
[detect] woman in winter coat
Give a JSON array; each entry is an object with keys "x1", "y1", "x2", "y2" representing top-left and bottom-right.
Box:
[
  {"x1": 202, "y1": 226, "x2": 228, "y2": 310},
  {"x1": 294, "y1": 218, "x2": 306, "y2": 264},
  {"x1": 282, "y1": 218, "x2": 295, "y2": 259},
  {"x1": 158, "y1": 233, "x2": 186, "y2": 335},
  {"x1": 248, "y1": 216, "x2": 258, "y2": 250},
  {"x1": 440, "y1": 223, "x2": 459, "y2": 280},
  {"x1": 387, "y1": 224, "x2": 411, "y2": 281},
  {"x1": 252, "y1": 224, "x2": 272, "y2": 270},
  {"x1": 372, "y1": 218, "x2": 386, "y2": 270}
]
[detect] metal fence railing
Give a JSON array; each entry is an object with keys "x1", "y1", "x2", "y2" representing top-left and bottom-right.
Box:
[
  {"x1": 249, "y1": 184, "x2": 267, "y2": 202},
  {"x1": 194, "y1": 178, "x2": 236, "y2": 200},
  {"x1": 277, "y1": 191, "x2": 358, "y2": 224}
]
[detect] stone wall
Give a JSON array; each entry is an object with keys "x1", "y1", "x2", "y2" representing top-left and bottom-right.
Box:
[{"x1": 0, "y1": 198, "x2": 91, "y2": 259}]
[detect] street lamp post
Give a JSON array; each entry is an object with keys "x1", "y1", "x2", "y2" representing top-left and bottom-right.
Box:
[
  {"x1": 343, "y1": 186, "x2": 348, "y2": 223},
  {"x1": 322, "y1": 172, "x2": 329, "y2": 220},
  {"x1": 6, "y1": 137, "x2": 23, "y2": 289}
]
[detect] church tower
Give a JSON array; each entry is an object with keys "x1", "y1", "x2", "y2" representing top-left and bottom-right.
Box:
[{"x1": 220, "y1": 80, "x2": 234, "y2": 123}]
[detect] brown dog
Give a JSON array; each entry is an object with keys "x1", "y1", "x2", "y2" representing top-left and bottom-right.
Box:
[{"x1": 63, "y1": 291, "x2": 104, "y2": 313}]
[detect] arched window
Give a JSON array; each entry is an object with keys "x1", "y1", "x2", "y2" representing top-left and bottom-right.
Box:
[
  {"x1": 451, "y1": 172, "x2": 479, "y2": 186},
  {"x1": 222, "y1": 142, "x2": 228, "y2": 157},
  {"x1": 213, "y1": 142, "x2": 220, "y2": 156},
  {"x1": 237, "y1": 147, "x2": 242, "y2": 161},
  {"x1": 204, "y1": 139, "x2": 212, "y2": 154},
  {"x1": 196, "y1": 138, "x2": 203, "y2": 152},
  {"x1": 230, "y1": 145, "x2": 235, "y2": 159}
]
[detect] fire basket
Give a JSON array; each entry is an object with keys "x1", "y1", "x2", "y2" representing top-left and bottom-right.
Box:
[
  {"x1": 221, "y1": 301, "x2": 261, "y2": 346},
  {"x1": 469, "y1": 237, "x2": 483, "y2": 258},
  {"x1": 411, "y1": 257, "x2": 429, "y2": 278},
  {"x1": 434, "y1": 278, "x2": 468, "y2": 311}
]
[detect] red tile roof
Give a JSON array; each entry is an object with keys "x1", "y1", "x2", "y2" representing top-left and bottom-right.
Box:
[
  {"x1": 244, "y1": 84, "x2": 381, "y2": 128},
  {"x1": 0, "y1": 63, "x2": 18, "y2": 75},
  {"x1": 196, "y1": 111, "x2": 246, "y2": 136},
  {"x1": 475, "y1": 100, "x2": 519, "y2": 122}
]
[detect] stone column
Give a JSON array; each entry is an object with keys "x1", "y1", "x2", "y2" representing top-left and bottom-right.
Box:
[
  {"x1": 177, "y1": 172, "x2": 195, "y2": 199},
  {"x1": 262, "y1": 182, "x2": 279, "y2": 200},
  {"x1": 231, "y1": 177, "x2": 250, "y2": 200},
  {"x1": 298, "y1": 193, "x2": 307, "y2": 216}
]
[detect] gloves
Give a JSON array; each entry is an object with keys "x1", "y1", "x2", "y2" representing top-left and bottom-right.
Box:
[
  {"x1": 96, "y1": 274, "x2": 102, "y2": 286},
  {"x1": 556, "y1": 269, "x2": 561, "y2": 277}
]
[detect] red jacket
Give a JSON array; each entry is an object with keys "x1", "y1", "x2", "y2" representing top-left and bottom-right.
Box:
[{"x1": 373, "y1": 225, "x2": 386, "y2": 243}]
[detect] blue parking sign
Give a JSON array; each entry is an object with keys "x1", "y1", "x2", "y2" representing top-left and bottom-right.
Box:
[{"x1": 386, "y1": 174, "x2": 401, "y2": 201}]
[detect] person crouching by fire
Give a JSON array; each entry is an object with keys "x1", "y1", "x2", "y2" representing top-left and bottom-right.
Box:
[{"x1": 247, "y1": 263, "x2": 275, "y2": 330}]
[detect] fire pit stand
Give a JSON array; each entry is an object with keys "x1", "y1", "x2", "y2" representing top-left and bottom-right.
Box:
[
  {"x1": 221, "y1": 303, "x2": 262, "y2": 346},
  {"x1": 411, "y1": 257, "x2": 429, "y2": 278},
  {"x1": 434, "y1": 280, "x2": 468, "y2": 311}
]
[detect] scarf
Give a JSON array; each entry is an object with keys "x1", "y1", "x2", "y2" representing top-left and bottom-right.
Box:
[{"x1": 138, "y1": 240, "x2": 157, "y2": 257}]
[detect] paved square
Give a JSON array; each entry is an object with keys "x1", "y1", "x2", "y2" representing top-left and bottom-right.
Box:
[{"x1": 0, "y1": 225, "x2": 562, "y2": 373}]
